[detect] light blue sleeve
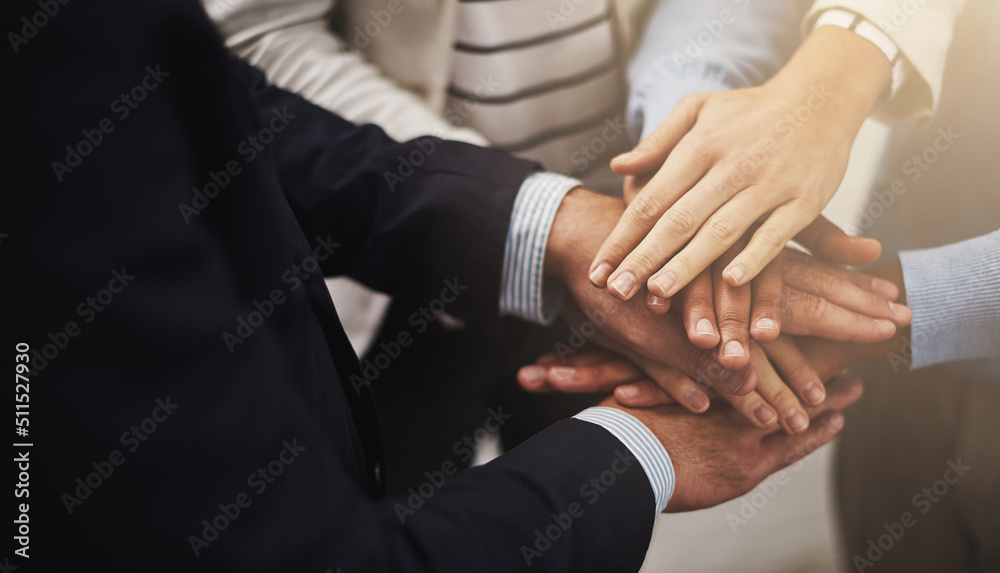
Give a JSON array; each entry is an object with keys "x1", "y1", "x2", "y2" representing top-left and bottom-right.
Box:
[
  {"x1": 627, "y1": 0, "x2": 812, "y2": 140},
  {"x1": 899, "y1": 229, "x2": 1000, "y2": 369}
]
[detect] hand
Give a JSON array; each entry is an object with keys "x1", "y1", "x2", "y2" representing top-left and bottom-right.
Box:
[
  {"x1": 671, "y1": 224, "x2": 911, "y2": 371},
  {"x1": 521, "y1": 341, "x2": 821, "y2": 435},
  {"x1": 601, "y1": 374, "x2": 863, "y2": 512},
  {"x1": 544, "y1": 189, "x2": 759, "y2": 405},
  {"x1": 762, "y1": 260, "x2": 913, "y2": 385},
  {"x1": 588, "y1": 26, "x2": 892, "y2": 300}
]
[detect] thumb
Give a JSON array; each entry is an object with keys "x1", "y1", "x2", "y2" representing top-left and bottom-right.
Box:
[{"x1": 610, "y1": 93, "x2": 708, "y2": 175}]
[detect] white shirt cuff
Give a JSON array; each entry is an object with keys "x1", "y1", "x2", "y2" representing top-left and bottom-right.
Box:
[
  {"x1": 499, "y1": 172, "x2": 581, "y2": 324},
  {"x1": 899, "y1": 229, "x2": 1000, "y2": 369},
  {"x1": 573, "y1": 407, "x2": 675, "y2": 516}
]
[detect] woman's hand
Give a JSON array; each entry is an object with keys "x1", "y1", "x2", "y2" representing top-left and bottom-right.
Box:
[{"x1": 588, "y1": 26, "x2": 892, "y2": 301}]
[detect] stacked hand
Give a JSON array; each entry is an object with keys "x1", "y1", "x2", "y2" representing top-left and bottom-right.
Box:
[{"x1": 540, "y1": 187, "x2": 909, "y2": 434}]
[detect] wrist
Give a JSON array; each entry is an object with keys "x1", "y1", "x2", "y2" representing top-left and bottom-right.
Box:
[
  {"x1": 544, "y1": 188, "x2": 625, "y2": 286},
  {"x1": 769, "y1": 26, "x2": 891, "y2": 137}
]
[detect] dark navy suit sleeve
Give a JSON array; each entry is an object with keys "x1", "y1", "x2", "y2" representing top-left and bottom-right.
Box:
[
  {"x1": 3, "y1": 0, "x2": 658, "y2": 571},
  {"x1": 238, "y1": 61, "x2": 537, "y2": 331}
]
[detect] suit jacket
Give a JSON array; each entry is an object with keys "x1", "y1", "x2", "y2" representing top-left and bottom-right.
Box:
[{"x1": 4, "y1": 0, "x2": 656, "y2": 571}]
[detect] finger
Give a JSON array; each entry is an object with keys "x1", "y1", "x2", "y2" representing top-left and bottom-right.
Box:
[
  {"x1": 749, "y1": 344, "x2": 809, "y2": 434},
  {"x1": 762, "y1": 411, "x2": 845, "y2": 471},
  {"x1": 716, "y1": 389, "x2": 779, "y2": 430},
  {"x1": 623, "y1": 172, "x2": 654, "y2": 205},
  {"x1": 793, "y1": 214, "x2": 881, "y2": 267},
  {"x1": 631, "y1": 356, "x2": 711, "y2": 413},
  {"x1": 614, "y1": 380, "x2": 677, "y2": 408},
  {"x1": 780, "y1": 250, "x2": 910, "y2": 323},
  {"x1": 645, "y1": 291, "x2": 672, "y2": 314},
  {"x1": 646, "y1": 186, "x2": 766, "y2": 298},
  {"x1": 610, "y1": 94, "x2": 708, "y2": 175},
  {"x1": 750, "y1": 260, "x2": 783, "y2": 342},
  {"x1": 518, "y1": 365, "x2": 555, "y2": 392},
  {"x1": 781, "y1": 289, "x2": 898, "y2": 342},
  {"x1": 724, "y1": 199, "x2": 818, "y2": 287},
  {"x1": 544, "y1": 359, "x2": 650, "y2": 394},
  {"x1": 589, "y1": 144, "x2": 712, "y2": 291},
  {"x1": 714, "y1": 246, "x2": 752, "y2": 370},
  {"x1": 760, "y1": 336, "x2": 826, "y2": 406},
  {"x1": 674, "y1": 269, "x2": 719, "y2": 349}
]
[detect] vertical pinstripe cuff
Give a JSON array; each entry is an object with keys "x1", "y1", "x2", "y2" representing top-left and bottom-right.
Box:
[
  {"x1": 500, "y1": 171, "x2": 581, "y2": 325},
  {"x1": 899, "y1": 229, "x2": 1000, "y2": 369},
  {"x1": 573, "y1": 407, "x2": 674, "y2": 517},
  {"x1": 628, "y1": 77, "x2": 732, "y2": 141}
]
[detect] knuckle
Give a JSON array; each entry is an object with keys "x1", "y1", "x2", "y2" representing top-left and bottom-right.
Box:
[
  {"x1": 705, "y1": 216, "x2": 738, "y2": 243},
  {"x1": 754, "y1": 225, "x2": 787, "y2": 253},
  {"x1": 804, "y1": 295, "x2": 829, "y2": 321},
  {"x1": 630, "y1": 193, "x2": 664, "y2": 223},
  {"x1": 625, "y1": 251, "x2": 659, "y2": 274},
  {"x1": 665, "y1": 207, "x2": 697, "y2": 236},
  {"x1": 717, "y1": 314, "x2": 749, "y2": 330}
]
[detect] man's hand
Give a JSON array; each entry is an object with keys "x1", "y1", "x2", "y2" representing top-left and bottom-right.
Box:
[
  {"x1": 603, "y1": 374, "x2": 863, "y2": 512},
  {"x1": 545, "y1": 189, "x2": 757, "y2": 403},
  {"x1": 587, "y1": 26, "x2": 892, "y2": 300},
  {"x1": 672, "y1": 227, "x2": 911, "y2": 371}
]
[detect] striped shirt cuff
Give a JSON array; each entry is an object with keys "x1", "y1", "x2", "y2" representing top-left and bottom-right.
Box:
[
  {"x1": 573, "y1": 407, "x2": 674, "y2": 516},
  {"x1": 629, "y1": 77, "x2": 731, "y2": 141},
  {"x1": 500, "y1": 171, "x2": 581, "y2": 324},
  {"x1": 899, "y1": 229, "x2": 1000, "y2": 369}
]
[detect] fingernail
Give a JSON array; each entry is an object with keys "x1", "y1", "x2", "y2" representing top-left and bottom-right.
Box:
[
  {"x1": 550, "y1": 367, "x2": 577, "y2": 383},
  {"x1": 754, "y1": 404, "x2": 777, "y2": 425},
  {"x1": 888, "y1": 301, "x2": 911, "y2": 321},
  {"x1": 874, "y1": 318, "x2": 896, "y2": 332},
  {"x1": 829, "y1": 414, "x2": 845, "y2": 430},
  {"x1": 754, "y1": 318, "x2": 778, "y2": 332},
  {"x1": 803, "y1": 381, "x2": 825, "y2": 405},
  {"x1": 723, "y1": 340, "x2": 747, "y2": 358},
  {"x1": 519, "y1": 365, "x2": 546, "y2": 387},
  {"x1": 695, "y1": 318, "x2": 718, "y2": 337},
  {"x1": 722, "y1": 367, "x2": 751, "y2": 393},
  {"x1": 785, "y1": 409, "x2": 809, "y2": 433},
  {"x1": 687, "y1": 390, "x2": 710, "y2": 412},
  {"x1": 589, "y1": 263, "x2": 613, "y2": 286},
  {"x1": 871, "y1": 278, "x2": 898, "y2": 299},
  {"x1": 609, "y1": 271, "x2": 637, "y2": 299},
  {"x1": 617, "y1": 385, "x2": 638, "y2": 399},
  {"x1": 651, "y1": 271, "x2": 677, "y2": 296},
  {"x1": 726, "y1": 264, "x2": 747, "y2": 285},
  {"x1": 647, "y1": 293, "x2": 669, "y2": 308}
]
